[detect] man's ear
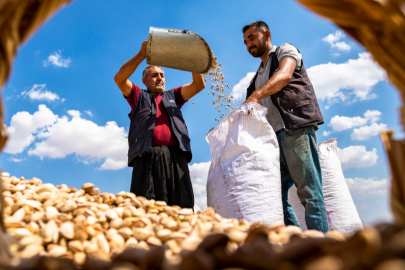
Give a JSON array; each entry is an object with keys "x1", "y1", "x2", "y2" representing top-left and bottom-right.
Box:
[
  {"x1": 265, "y1": 30, "x2": 271, "y2": 40},
  {"x1": 142, "y1": 77, "x2": 147, "y2": 87}
]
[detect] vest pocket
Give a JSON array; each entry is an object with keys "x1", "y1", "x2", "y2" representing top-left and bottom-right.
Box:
[
  {"x1": 128, "y1": 131, "x2": 140, "y2": 145},
  {"x1": 168, "y1": 106, "x2": 186, "y2": 124},
  {"x1": 279, "y1": 89, "x2": 311, "y2": 110}
]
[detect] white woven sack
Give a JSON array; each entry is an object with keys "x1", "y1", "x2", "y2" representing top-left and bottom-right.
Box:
[
  {"x1": 288, "y1": 138, "x2": 363, "y2": 233},
  {"x1": 206, "y1": 103, "x2": 283, "y2": 226},
  {"x1": 288, "y1": 184, "x2": 308, "y2": 230}
]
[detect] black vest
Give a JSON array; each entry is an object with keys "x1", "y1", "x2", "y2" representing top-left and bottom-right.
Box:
[
  {"x1": 247, "y1": 46, "x2": 324, "y2": 130},
  {"x1": 127, "y1": 89, "x2": 192, "y2": 166}
]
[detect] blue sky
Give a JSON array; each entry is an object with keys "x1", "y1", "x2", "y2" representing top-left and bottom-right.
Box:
[{"x1": 1, "y1": 0, "x2": 400, "y2": 225}]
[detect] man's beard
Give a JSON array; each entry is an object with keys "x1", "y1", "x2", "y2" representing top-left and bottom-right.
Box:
[{"x1": 249, "y1": 39, "x2": 267, "y2": 58}]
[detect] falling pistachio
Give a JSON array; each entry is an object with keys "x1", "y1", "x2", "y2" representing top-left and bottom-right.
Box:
[{"x1": 204, "y1": 51, "x2": 234, "y2": 120}]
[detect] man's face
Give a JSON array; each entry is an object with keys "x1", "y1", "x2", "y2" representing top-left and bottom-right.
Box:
[
  {"x1": 243, "y1": 26, "x2": 268, "y2": 58},
  {"x1": 143, "y1": 67, "x2": 165, "y2": 93}
]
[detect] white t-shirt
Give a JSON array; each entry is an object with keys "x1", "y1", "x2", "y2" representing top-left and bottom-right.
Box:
[{"x1": 255, "y1": 44, "x2": 302, "y2": 132}]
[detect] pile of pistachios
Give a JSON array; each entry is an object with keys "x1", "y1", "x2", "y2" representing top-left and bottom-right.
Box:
[
  {"x1": 1, "y1": 172, "x2": 403, "y2": 270},
  {"x1": 0, "y1": 173, "x2": 262, "y2": 266}
]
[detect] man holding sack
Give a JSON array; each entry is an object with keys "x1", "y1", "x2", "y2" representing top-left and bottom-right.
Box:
[
  {"x1": 242, "y1": 21, "x2": 329, "y2": 232},
  {"x1": 114, "y1": 41, "x2": 205, "y2": 208}
]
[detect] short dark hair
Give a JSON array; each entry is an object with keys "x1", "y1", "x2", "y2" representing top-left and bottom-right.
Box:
[{"x1": 242, "y1": 21, "x2": 271, "y2": 38}]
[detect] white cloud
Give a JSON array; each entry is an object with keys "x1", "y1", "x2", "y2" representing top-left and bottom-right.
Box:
[
  {"x1": 99, "y1": 158, "x2": 127, "y2": 170},
  {"x1": 327, "y1": 110, "x2": 386, "y2": 142},
  {"x1": 332, "y1": 41, "x2": 351, "y2": 51},
  {"x1": 43, "y1": 50, "x2": 71, "y2": 67},
  {"x1": 307, "y1": 53, "x2": 386, "y2": 102},
  {"x1": 346, "y1": 177, "x2": 389, "y2": 199},
  {"x1": 84, "y1": 110, "x2": 93, "y2": 117},
  {"x1": 363, "y1": 110, "x2": 382, "y2": 123},
  {"x1": 231, "y1": 72, "x2": 256, "y2": 101},
  {"x1": 189, "y1": 161, "x2": 211, "y2": 210},
  {"x1": 67, "y1": 110, "x2": 81, "y2": 118},
  {"x1": 325, "y1": 105, "x2": 330, "y2": 110},
  {"x1": 5, "y1": 105, "x2": 128, "y2": 170},
  {"x1": 351, "y1": 123, "x2": 387, "y2": 141},
  {"x1": 328, "y1": 110, "x2": 381, "y2": 132},
  {"x1": 4, "y1": 105, "x2": 58, "y2": 154},
  {"x1": 322, "y1": 30, "x2": 345, "y2": 45},
  {"x1": 27, "y1": 110, "x2": 128, "y2": 170},
  {"x1": 323, "y1": 131, "x2": 331, "y2": 136},
  {"x1": 23, "y1": 84, "x2": 60, "y2": 102},
  {"x1": 330, "y1": 115, "x2": 367, "y2": 132},
  {"x1": 338, "y1": 145, "x2": 378, "y2": 170},
  {"x1": 322, "y1": 31, "x2": 351, "y2": 52},
  {"x1": 7, "y1": 157, "x2": 25, "y2": 162}
]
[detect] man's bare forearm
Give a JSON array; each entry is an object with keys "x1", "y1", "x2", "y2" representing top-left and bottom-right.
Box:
[
  {"x1": 192, "y1": 72, "x2": 205, "y2": 90},
  {"x1": 114, "y1": 41, "x2": 147, "y2": 96},
  {"x1": 244, "y1": 57, "x2": 296, "y2": 104},
  {"x1": 114, "y1": 53, "x2": 145, "y2": 84},
  {"x1": 249, "y1": 69, "x2": 291, "y2": 101},
  {"x1": 180, "y1": 73, "x2": 206, "y2": 101}
]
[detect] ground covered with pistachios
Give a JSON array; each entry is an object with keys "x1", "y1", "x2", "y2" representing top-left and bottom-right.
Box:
[{"x1": 1, "y1": 173, "x2": 404, "y2": 270}]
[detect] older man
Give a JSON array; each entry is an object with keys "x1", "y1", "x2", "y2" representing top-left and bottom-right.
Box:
[
  {"x1": 114, "y1": 41, "x2": 205, "y2": 208},
  {"x1": 242, "y1": 21, "x2": 329, "y2": 232}
]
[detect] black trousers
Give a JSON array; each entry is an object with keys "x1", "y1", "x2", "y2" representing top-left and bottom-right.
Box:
[{"x1": 130, "y1": 146, "x2": 194, "y2": 208}]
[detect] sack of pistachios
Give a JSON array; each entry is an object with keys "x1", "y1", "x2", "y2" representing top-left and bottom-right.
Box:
[
  {"x1": 288, "y1": 138, "x2": 363, "y2": 233},
  {"x1": 206, "y1": 103, "x2": 283, "y2": 226}
]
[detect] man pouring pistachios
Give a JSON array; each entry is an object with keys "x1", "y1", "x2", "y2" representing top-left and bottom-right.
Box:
[{"x1": 114, "y1": 40, "x2": 205, "y2": 208}]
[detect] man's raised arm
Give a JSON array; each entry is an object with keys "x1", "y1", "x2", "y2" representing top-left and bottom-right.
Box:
[
  {"x1": 114, "y1": 41, "x2": 147, "y2": 97},
  {"x1": 180, "y1": 73, "x2": 206, "y2": 101}
]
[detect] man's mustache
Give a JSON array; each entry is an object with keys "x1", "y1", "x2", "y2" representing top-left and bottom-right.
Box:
[{"x1": 249, "y1": 46, "x2": 257, "y2": 52}]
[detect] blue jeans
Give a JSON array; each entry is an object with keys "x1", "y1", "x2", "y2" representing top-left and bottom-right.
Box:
[{"x1": 276, "y1": 126, "x2": 329, "y2": 233}]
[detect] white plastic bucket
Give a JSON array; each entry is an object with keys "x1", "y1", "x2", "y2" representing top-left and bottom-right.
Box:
[{"x1": 146, "y1": 27, "x2": 213, "y2": 73}]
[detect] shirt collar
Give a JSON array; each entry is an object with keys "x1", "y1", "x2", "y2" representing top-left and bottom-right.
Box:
[
  {"x1": 269, "y1": 45, "x2": 277, "y2": 55},
  {"x1": 258, "y1": 45, "x2": 277, "y2": 70},
  {"x1": 147, "y1": 90, "x2": 164, "y2": 97}
]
